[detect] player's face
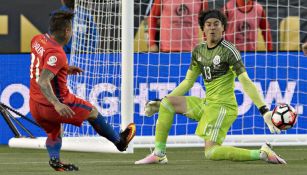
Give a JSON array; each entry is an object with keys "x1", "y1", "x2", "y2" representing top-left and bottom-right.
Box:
[
  {"x1": 203, "y1": 18, "x2": 224, "y2": 43},
  {"x1": 64, "y1": 23, "x2": 73, "y2": 44}
]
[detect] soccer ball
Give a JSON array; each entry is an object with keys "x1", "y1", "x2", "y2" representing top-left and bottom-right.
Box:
[{"x1": 271, "y1": 104, "x2": 298, "y2": 130}]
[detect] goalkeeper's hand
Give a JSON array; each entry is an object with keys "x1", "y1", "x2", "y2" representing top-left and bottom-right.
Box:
[
  {"x1": 263, "y1": 111, "x2": 281, "y2": 134},
  {"x1": 144, "y1": 99, "x2": 161, "y2": 117}
]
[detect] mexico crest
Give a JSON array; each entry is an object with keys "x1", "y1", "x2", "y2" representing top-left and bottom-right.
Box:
[{"x1": 213, "y1": 55, "x2": 221, "y2": 65}]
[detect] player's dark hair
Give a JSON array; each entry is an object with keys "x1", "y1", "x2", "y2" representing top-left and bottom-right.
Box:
[
  {"x1": 63, "y1": 0, "x2": 75, "y2": 9},
  {"x1": 198, "y1": 9, "x2": 227, "y2": 31},
  {"x1": 49, "y1": 11, "x2": 74, "y2": 34}
]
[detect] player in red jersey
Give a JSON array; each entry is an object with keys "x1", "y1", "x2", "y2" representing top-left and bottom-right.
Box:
[
  {"x1": 148, "y1": 0, "x2": 208, "y2": 52},
  {"x1": 29, "y1": 11, "x2": 136, "y2": 171},
  {"x1": 222, "y1": 0, "x2": 273, "y2": 51}
]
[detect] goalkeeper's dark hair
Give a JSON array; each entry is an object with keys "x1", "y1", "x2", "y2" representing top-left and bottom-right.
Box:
[
  {"x1": 49, "y1": 11, "x2": 74, "y2": 34},
  {"x1": 198, "y1": 9, "x2": 227, "y2": 31}
]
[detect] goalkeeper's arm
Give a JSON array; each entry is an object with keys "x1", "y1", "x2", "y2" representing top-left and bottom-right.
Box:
[
  {"x1": 238, "y1": 72, "x2": 280, "y2": 134},
  {"x1": 144, "y1": 69, "x2": 198, "y2": 116},
  {"x1": 168, "y1": 69, "x2": 198, "y2": 96}
]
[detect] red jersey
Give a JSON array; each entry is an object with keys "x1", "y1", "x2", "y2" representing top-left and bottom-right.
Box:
[
  {"x1": 222, "y1": 0, "x2": 273, "y2": 51},
  {"x1": 148, "y1": 0, "x2": 208, "y2": 52},
  {"x1": 30, "y1": 33, "x2": 75, "y2": 106}
]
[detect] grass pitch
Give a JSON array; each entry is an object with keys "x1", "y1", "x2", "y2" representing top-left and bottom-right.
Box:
[{"x1": 0, "y1": 145, "x2": 307, "y2": 175}]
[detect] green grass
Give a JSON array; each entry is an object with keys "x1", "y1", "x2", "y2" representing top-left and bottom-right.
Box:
[{"x1": 0, "y1": 145, "x2": 307, "y2": 175}]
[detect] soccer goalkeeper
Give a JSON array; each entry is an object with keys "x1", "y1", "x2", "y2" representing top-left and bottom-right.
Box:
[{"x1": 135, "y1": 9, "x2": 286, "y2": 165}]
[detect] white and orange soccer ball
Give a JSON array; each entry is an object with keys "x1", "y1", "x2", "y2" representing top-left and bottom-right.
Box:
[{"x1": 271, "y1": 104, "x2": 298, "y2": 130}]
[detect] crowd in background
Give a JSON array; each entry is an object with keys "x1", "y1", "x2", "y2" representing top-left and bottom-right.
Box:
[
  {"x1": 0, "y1": 0, "x2": 303, "y2": 53},
  {"x1": 133, "y1": 0, "x2": 302, "y2": 52}
]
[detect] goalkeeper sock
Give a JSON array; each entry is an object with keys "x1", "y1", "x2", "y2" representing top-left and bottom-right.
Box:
[
  {"x1": 205, "y1": 145, "x2": 260, "y2": 161},
  {"x1": 154, "y1": 98, "x2": 175, "y2": 156},
  {"x1": 88, "y1": 113, "x2": 120, "y2": 144},
  {"x1": 46, "y1": 135, "x2": 62, "y2": 159}
]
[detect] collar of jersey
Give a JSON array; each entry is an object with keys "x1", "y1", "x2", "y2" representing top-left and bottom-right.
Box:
[
  {"x1": 207, "y1": 38, "x2": 224, "y2": 50},
  {"x1": 44, "y1": 33, "x2": 61, "y2": 47}
]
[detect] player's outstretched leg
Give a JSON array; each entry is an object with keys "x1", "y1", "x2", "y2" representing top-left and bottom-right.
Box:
[
  {"x1": 88, "y1": 113, "x2": 121, "y2": 144},
  {"x1": 49, "y1": 157, "x2": 79, "y2": 171},
  {"x1": 135, "y1": 153, "x2": 168, "y2": 164},
  {"x1": 260, "y1": 143, "x2": 287, "y2": 164},
  {"x1": 115, "y1": 123, "x2": 136, "y2": 151}
]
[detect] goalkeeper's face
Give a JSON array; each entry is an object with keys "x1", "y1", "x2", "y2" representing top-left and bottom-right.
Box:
[{"x1": 203, "y1": 18, "x2": 224, "y2": 43}]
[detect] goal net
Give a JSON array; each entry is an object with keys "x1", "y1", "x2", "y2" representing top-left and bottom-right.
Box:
[
  {"x1": 62, "y1": 0, "x2": 307, "y2": 149},
  {"x1": 8, "y1": 0, "x2": 307, "y2": 152},
  {"x1": 61, "y1": 0, "x2": 134, "y2": 152},
  {"x1": 10, "y1": 0, "x2": 134, "y2": 153},
  {"x1": 133, "y1": 0, "x2": 307, "y2": 147}
]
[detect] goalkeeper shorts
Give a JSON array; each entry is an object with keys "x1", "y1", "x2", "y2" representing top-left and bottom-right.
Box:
[{"x1": 195, "y1": 103, "x2": 237, "y2": 145}]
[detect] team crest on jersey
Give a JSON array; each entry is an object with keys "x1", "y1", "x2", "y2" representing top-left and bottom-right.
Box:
[
  {"x1": 47, "y1": 56, "x2": 57, "y2": 66},
  {"x1": 213, "y1": 55, "x2": 221, "y2": 65},
  {"x1": 197, "y1": 56, "x2": 202, "y2": 62}
]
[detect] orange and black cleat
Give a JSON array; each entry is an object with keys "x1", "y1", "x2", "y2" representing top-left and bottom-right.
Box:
[
  {"x1": 116, "y1": 123, "x2": 136, "y2": 152},
  {"x1": 49, "y1": 157, "x2": 79, "y2": 171}
]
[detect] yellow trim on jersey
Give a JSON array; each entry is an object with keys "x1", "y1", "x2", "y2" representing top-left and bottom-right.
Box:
[{"x1": 238, "y1": 72, "x2": 266, "y2": 108}]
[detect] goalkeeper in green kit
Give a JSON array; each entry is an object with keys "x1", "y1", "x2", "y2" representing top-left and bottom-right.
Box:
[{"x1": 135, "y1": 9, "x2": 286, "y2": 165}]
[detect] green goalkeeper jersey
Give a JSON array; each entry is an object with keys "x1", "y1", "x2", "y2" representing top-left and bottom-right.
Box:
[{"x1": 189, "y1": 39, "x2": 246, "y2": 106}]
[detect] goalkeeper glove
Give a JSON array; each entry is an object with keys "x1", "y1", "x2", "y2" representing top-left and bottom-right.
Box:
[
  {"x1": 260, "y1": 106, "x2": 281, "y2": 134},
  {"x1": 144, "y1": 99, "x2": 161, "y2": 117}
]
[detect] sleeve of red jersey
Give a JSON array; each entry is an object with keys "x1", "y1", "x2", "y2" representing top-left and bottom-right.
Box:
[
  {"x1": 148, "y1": 0, "x2": 161, "y2": 47},
  {"x1": 259, "y1": 8, "x2": 273, "y2": 51},
  {"x1": 43, "y1": 51, "x2": 66, "y2": 75},
  {"x1": 202, "y1": 0, "x2": 209, "y2": 10}
]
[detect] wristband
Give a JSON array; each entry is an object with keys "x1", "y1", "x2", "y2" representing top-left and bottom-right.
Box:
[{"x1": 259, "y1": 105, "x2": 269, "y2": 115}]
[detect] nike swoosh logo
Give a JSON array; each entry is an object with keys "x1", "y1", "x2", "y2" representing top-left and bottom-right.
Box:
[
  {"x1": 159, "y1": 157, "x2": 166, "y2": 162},
  {"x1": 127, "y1": 124, "x2": 136, "y2": 142}
]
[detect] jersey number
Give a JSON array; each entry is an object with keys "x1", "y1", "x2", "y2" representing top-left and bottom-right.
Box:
[
  {"x1": 30, "y1": 53, "x2": 40, "y2": 82},
  {"x1": 204, "y1": 66, "x2": 211, "y2": 80}
]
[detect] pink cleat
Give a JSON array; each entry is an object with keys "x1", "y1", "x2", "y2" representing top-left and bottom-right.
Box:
[
  {"x1": 135, "y1": 153, "x2": 168, "y2": 165},
  {"x1": 260, "y1": 143, "x2": 287, "y2": 164}
]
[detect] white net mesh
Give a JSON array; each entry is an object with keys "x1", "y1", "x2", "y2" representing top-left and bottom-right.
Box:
[
  {"x1": 134, "y1": 0, "x2": 307, "y2": 146},
  {"x1": 65, "y1": 0, "x2": 307, "y2": 149},
  {"x1": 68, "y1": 0, "x2": 122, "y2": 138},
  {"x1": 9, "y1": 0, "x2": 307, "y2": 153}
]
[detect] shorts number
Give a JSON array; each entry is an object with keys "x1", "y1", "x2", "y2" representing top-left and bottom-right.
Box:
[{"x1": 204, "y1": 124, "x2": 213, "y2": 136}]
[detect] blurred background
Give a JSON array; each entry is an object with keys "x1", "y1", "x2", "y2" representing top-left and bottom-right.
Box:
[{"x1": 0, "y1": 0, "x2": 305, "y2": 53}]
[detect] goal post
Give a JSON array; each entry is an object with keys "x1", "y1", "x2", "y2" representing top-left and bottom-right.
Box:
[
  {"x1": 9, "y1": 0, "x2": 135, "y2": 153},
  {"x1": 8, "y1": 0, "x2": 307, "y2": 152},
  {"x1": 63, "y1": 0, "x2": 135, "y2": 153},
  {"x1": 121, "y1": 0, "x2": 134, "y2": 153}
]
